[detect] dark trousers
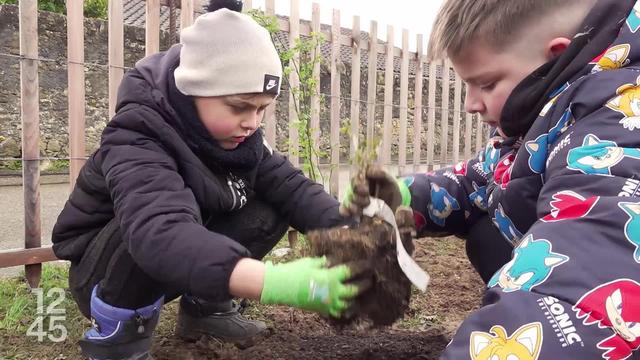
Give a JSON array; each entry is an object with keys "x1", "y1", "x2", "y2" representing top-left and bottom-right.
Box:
[
  {"x1": 462, "y1": 215, "x2": 513, "y2": 283},
  {"x1": 69, "y1": 198, "x2": 289, "y2": 319}
]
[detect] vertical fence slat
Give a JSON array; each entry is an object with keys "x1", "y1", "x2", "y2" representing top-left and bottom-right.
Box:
[
  {"x1": 381, "y1": 25, "x2": 394, "y2": 167},
  {"x1": 146, "y1": 0, "x2": 160, "y2": 56},
  {"x1": 475, "y1": 119, "x2": 484, "y2": 153},
  {"x1": 452, "y1": 71, "x2": 462, "y2": 163},
  {"x1": 349, "y1": 15, "x2": 361, "y2": 174},
  {"x1": 413, "y1": 35, "x2": 424, "y2": 172},
  {"x1": 440, "y1": 59, "x2": 450, "y2": 165},
  {"x1": 108, "y1": 0, "x2": 124, "y2": 119},
  {"x1": 465, "y1": 111, "x2": 473, "y2": 159},
  {"x1": 264, "y1": 0, "x2": 277, "y2": 146},
  {"x1": 398, "y1": 29, "x2": 409, "y2": 175},
  {"x1": 310, "y1": 3, "x2": 320, "y2": 159},
  {"x1": 329, "y1": 9, "x2": 341, "y2": 196},
  {"x1": 366, "y1": 21, "x2": 377, "y2": 145},
  {"x1": 20, "y1": 0, "x2": 41, "y2": 288},
  {"x1": 349, "y1": 16, "x2": 362, "y2": 176},
  {"x1": 264, "y1": 104, "x2": 277, "y2": 146},
  {"x1": 180, "y1": 0, "x2": 194, "y2": 30},
  {"x1": 244, "y1": 0, "x2": 253, "y2": 11},
  {"x1": 67, "y1": 0, "x2": 85, "y2": 189},
  {"x1": 288, "y1": 0, "x2": 300, "y2": 166},
  {"x1": 426, "y1": 60, "x2": 437, "y2": 169},
  {"x1": 266, "y1": 0, "x2": 275, "y2": 16}
]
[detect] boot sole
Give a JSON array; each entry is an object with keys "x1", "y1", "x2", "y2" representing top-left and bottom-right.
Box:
[
  {"x1": 79, "y1": 337, "x2": 154, "y2": 359},
  {"x1": 175, "y1": 321, "x2": 266, "y2": 349}
]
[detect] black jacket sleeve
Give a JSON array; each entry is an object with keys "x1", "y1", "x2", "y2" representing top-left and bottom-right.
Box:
[{"x1": 253, "y1": 144, "x2": 345, "y2": 233}]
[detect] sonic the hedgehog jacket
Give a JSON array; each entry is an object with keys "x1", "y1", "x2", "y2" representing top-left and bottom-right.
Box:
[{"x1": 408, "y1": 0, "x2": 640, "y2": 358}]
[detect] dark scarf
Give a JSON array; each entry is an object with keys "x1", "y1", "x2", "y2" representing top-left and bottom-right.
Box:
[
  {"x1": 166, "y1": 64, "x2": 264, "y2": 172},
  {"x1": 500, "y1": 0, "x2": 636, "y2": 138}
]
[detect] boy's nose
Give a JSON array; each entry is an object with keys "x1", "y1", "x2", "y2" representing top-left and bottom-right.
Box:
[
  {"x1": 464, "y1": 94, "x2": 485, "y2": 114},
  {"x1": 241, "y1": 113, "x2": 260, "y2": 131}
]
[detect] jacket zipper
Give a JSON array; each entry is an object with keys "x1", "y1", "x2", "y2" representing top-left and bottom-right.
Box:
[{"x1": 227, "y1": 179, "x2": 237, "y2": 210}]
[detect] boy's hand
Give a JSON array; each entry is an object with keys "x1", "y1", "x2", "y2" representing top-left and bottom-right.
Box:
[
  {"x1": 340, "y1": 166, "x2": 411, "y2": 216},
  {"x1": 260, "y1": 257, "x2": 371, "y2": 318}
]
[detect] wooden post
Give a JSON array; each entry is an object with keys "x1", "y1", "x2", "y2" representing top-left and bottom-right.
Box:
[
  {"x1": 440, "y1": 59, "x2": 450, "y2": 165},
  {"x1": 244, "y1": 0, "x2": 252, "y2": 11},
  {"x1": 180, "y1": 0, "x2": 194, "y2": 30},
  {"x1": 146, "y1": 0, "x2": 161, "y2": 56},
  {"x1": 452, "y1": 72, "x2": 462, "y2": 163},
  {"x1": 266, "y1": 0, "x2": 275, "y2": 15},
  {"x1": 366, "y1": 21, "x2": 377, "y2": 145},
  {"x1": 67, "y1": 0, "x2": 85, "y2": 189},
  {"x1": 288, "y1": 0, "x2": 300, "y2": 167},
  {"x1": 19, "y1": 0, "x2": 42, "y2": 288},
  {"x1": 109, "y1": 0, "x2": 124, "y2": 119},
  {"x1": 263, "y1": 0, "x2": 277, "y2": 146},
  {"x1": 329, "y1": 9, "x2": 341, "y2": 196},
  {"x1": 465, "y1": 111, "x2": 473, "y2": 159},
  {"x1": 349, "y1": 15, "x2": 361, "y2": 175},
  {"x1": 476, "y1": 117, "x2": 484, "y2": 153},
  {"x1": 426, "y1": 60, "x2": 437, "y2": 169},
  {"x1": 264, "y1": 103, "x2": 277, "y2": 147},
  {"x1": 398, "y1": 29, "x2": 409, "y2": 175},
  {"x1": 381, "y1": 25, "x2": 394, "y2": 167},
  {"x1": 413, "y1": 34, "x2": 424, "y2": 172},
  {"x1": 310, "y1": 3, "x2": 321, "y2": 165}
]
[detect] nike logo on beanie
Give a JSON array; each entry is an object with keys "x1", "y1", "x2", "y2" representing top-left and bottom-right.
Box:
[{"x1": 263, "y1": 74, "x2": 280, "y2": 95}]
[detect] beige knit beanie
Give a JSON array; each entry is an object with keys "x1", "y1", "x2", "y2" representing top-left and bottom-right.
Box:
[{"x1": 174, "y1": 8, "x2": 282, "y2": 97}]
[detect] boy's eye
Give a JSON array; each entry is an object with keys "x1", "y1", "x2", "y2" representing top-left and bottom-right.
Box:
[
  {"x1": 231, "y1": 105, "x2": 247, "y2": 113},
  {"x1": 480, "y1": 82, "x2": 496, "y2": 91}
]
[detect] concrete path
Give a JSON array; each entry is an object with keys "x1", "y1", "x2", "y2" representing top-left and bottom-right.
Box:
[{"x1": 0, "y1": 177, "x2": 70, "y2": 277}]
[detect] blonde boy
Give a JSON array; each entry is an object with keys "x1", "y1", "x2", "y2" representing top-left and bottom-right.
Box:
[{"x1": 350, "y1": 0, "x2": 640, "y2": 358}]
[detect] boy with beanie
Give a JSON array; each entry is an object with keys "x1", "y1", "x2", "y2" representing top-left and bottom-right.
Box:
[
  {"x1": 345, "y1": 0, "x2": 640, "y2": 358},
  {"x1": 52, "y1": 5, "x2": 368, "y2": 360}
]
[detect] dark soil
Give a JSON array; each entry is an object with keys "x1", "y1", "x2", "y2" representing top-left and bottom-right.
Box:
[
  {"x1": 150, "y1": 236, "x2": 485, "y2": 360},
  {"x1": 307, "y1": 211, "x2": 414, "y2": 326}
]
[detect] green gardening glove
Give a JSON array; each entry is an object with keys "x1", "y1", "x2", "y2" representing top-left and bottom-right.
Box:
[
  {"x1": 340, "y1": 166, "x2": 411, "y2": 217},
  {"x1": 260, "y1": 257, "x2": 367, "y2": 318}
]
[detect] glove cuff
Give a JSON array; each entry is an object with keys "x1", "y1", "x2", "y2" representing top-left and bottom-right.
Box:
[
  {"x1": 260, "y1": 261, "x2": 288, "y2": 305},
  {"x1": 396, "y1": 178, "x2": 412, "y2": 207}
]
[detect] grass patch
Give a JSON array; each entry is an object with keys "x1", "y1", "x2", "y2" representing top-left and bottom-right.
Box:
[
  {"x1": 47, "y1": 160, "x2": 70, "y2": 172},
  {"x1": 0, "y1": 159, "x2": 22, "y2": 171},
  {"x1": 0, "y1": 264, "x2": 87, "y2": 359}
]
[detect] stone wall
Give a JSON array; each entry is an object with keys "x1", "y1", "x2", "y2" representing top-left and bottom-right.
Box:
[
  {"x1": 0, "y1": 4, "x2": 476, "y2": 166},
  {"x1": 0, "y1": 4, "x2": 172, "y2": 160}
]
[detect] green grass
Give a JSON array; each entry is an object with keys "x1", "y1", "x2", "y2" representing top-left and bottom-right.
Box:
[
  {"x1": 47, "y1": 160, "x2": 69, "y2": 172},
  {"x1": 0, "y1": 264, "x2": 87, "y2": 359},
  {"x1": 0, "y1": 160, "x2": 22, "y2": 171}
]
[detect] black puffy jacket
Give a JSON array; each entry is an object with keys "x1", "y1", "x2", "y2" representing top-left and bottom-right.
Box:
[{"x1": 52, "y1": 45, "x2": 343, "y2": 301}]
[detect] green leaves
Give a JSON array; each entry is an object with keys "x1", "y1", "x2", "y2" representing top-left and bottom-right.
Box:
[{"x1": 0, "y1": 0, "x2": 108, "y2": 19}]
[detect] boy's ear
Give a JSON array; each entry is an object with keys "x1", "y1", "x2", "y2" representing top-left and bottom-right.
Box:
[{"x1": 545, "y1": 37, "x2": 572, "y2": 60}]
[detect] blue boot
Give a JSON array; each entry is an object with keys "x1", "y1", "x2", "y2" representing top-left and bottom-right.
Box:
[{"x1": 79, "y1": 285, "x2": 164, "y2": 360}]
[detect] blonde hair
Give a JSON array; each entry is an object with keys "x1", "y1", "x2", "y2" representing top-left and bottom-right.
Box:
[{"x1": 428, "y1": 0, "x2": 597, "y2": 60}]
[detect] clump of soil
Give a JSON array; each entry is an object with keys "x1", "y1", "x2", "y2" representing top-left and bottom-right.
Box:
[{"x1": 307, "y1": 208, "x2": 415, "y2": 326}]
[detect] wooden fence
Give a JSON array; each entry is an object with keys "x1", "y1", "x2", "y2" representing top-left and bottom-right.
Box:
[{"x1": 0, "y1": 0, "x2": 488, "y2": 287}]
